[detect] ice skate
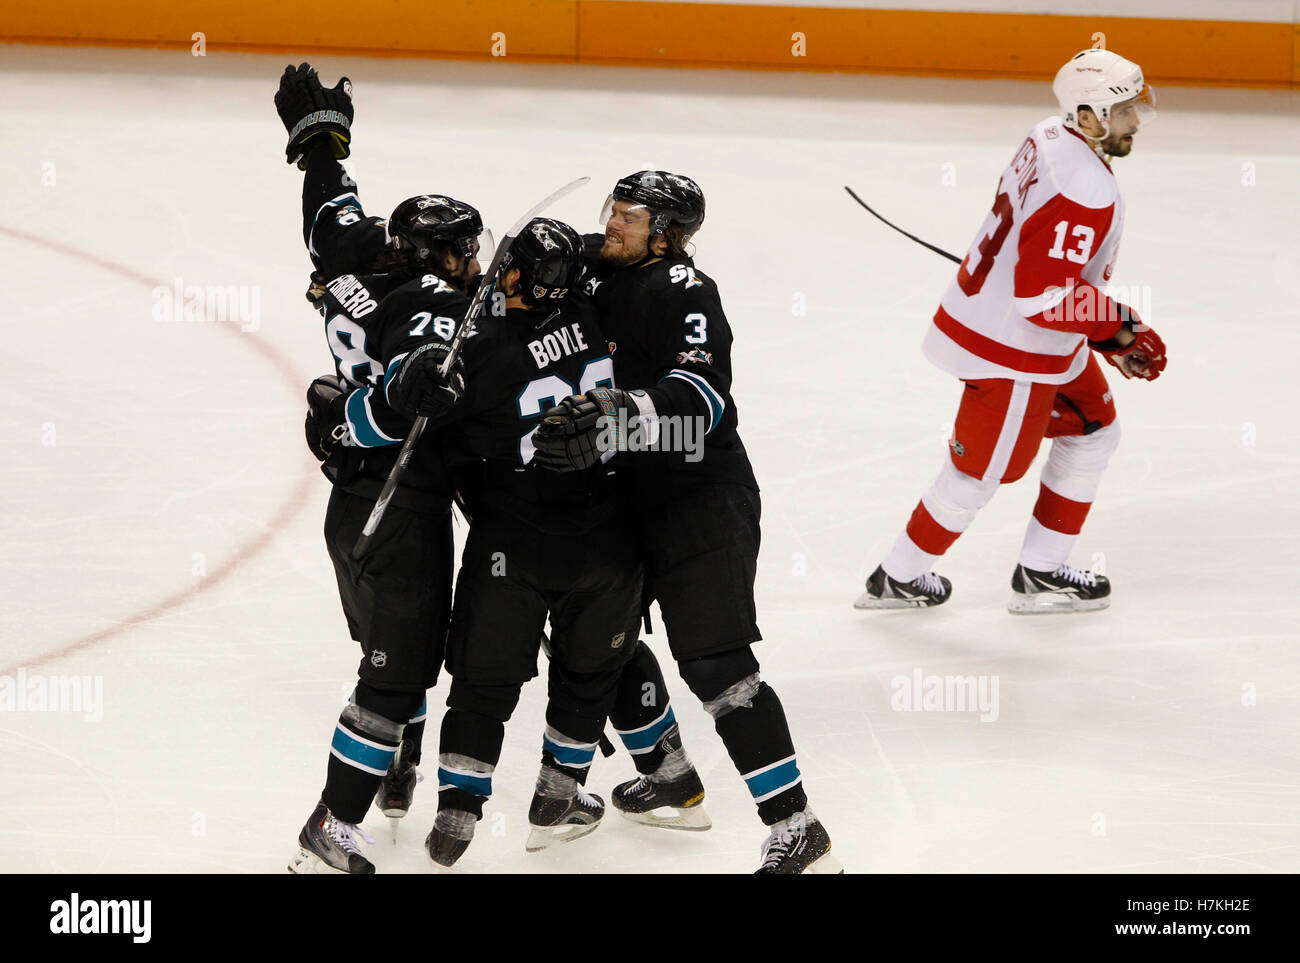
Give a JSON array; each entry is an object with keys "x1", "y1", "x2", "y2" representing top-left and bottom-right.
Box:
[
  {"x1": 854, "y1": 565, "x2": 951, "y2": 609},
  {"x1": 526, "y1": 765, "x2": 604, "y2": 852},
  {"x1": 288, "y1": 801, "x2": 376, "y2": 874},
  {"x1": 754, "y1": 810, "x2": 842, "y2": 875},
  {"x1": 611, "y1": 725, "x2": 711, "y2": 831},
  {"x1": 1008, "y1": 563, "x2": 1110, "y2": 614},
  {"x1": 425, "y1": 808, "x2": 475, "y2": 868}
]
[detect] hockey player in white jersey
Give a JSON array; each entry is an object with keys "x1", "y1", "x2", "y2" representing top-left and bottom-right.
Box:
[{"x1": 856, "y1": 48, "x2": 1167, "y2": 614}]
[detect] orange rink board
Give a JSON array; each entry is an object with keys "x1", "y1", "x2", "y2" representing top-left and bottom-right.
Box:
[{"x1": 1, "y1": 1, "x2": 1296, "y2": 86}]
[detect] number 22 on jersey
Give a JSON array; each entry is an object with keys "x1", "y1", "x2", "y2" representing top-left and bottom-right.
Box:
[{"x1": 516, "y1": 357, "x2": 615, "y2": 464}]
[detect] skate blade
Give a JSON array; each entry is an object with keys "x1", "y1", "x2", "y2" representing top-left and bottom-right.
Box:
[
  {"x1": 619, "y1": 804, "x2": 713, "y2": 832},
  {"x1": 287, "y1": 847, "x2": 346, "y2": 875},
  {"x1": 524, "y1": 820, "x2": 601, "y2": 853},
  {"x1": 853, "y1": 594, "x2": 936, "y2": 610},
  {"x1": 1007, "y1": 593, "x2": 1110, "y2": 615},
  {"x1": 386, "y1": 815, "x2": 402, "y2": 843},
  {"x1": 804, "y1": 851, "x2": 844, "y2": 875}
]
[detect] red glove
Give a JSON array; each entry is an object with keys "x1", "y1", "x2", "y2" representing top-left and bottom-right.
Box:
[{"x1": 1091, "y1": 307, "x2": 1167, "y2": 381}]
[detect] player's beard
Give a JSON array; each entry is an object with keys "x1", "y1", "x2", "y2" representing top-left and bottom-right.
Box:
[
  {"x1": 601, "y1": 230, "x2": 649, "y2": 267},
  {"x1": 1102, "y1": 131, "x2": 1134, "y2": 157}
]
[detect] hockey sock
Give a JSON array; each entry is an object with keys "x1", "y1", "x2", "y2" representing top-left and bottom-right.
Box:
[
  {"x1": 322, "y1": 703, "x2": 405, "y2": 824},
  {"x1": 707, "y1": 676, "x2": 808, "y2": 825},
  {"x1": 610, "y1": 641, "x2": 679, "y2": 775},
  {"x1": 1018, "y1": 424, "x2": 1118, "y2": 571},
  {"x1": 882, "y1": 459, "x2": 998, "y2": 582},
  {"x1": 399, "y1": 697, "x2": 428, "y2": 769},
  {"x1": 436, "y1": 708, "x2": 504, "y2": 820},
  {"x1": 541, "y1": 706, "x2": 604, "y2": 786}
]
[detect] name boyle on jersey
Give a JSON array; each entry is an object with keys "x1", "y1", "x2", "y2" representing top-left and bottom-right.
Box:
[{"x1": 527, "y1": 321, "x2": 589, "y2": 369}]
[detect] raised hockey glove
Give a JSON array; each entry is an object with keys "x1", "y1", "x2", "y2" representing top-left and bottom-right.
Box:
[
  {"x1": 275, "y1": 63, "x2": 353, "y2": 169},
  {"x1": 387, "y1": 342, "x2": 465, "y2": 422},
  {"x1": 1090, "y1": 306, "x2": 1167, "y2": 381},
  {"x1": 305, "y1": 374, "x2": 349, "y2": 461}
]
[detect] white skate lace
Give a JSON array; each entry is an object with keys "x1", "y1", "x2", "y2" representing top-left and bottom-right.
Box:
[
  {"x1": 327, "y1": 816, "x2": 375, "y2": 856},
  {"x1": 758, "y1": 813, "x2": 806, "y2": 870},
  {"x1": 912, "y1": 572, "x2": 945, "y2": 596},
  {"x1": 1053, "y1": 565, "x2": 1098, "y2": 588},
  {"x1": 575, "y1": 786, "x2": 602, "y2": 811}
]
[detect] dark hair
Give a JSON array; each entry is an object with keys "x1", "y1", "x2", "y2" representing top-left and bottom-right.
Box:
[{"x1": 661, "y1": 223, "x2": 695, "y2": 259}]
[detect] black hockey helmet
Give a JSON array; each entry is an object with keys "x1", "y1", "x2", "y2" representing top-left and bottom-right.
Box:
[
  {"x1": 500, "y1": 218, "x2": 583, "y2": 306},
  {"x1": 600, "y1": 170, "x2": 705, "y2": 240},
  {"x1": 386, "y1": 194, "x2": 486, "y2": 272}
]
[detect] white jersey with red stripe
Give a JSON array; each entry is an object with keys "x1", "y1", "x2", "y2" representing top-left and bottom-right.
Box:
[{"x1": 922, "y1": 116, "x2": 1127, "y2": 385}]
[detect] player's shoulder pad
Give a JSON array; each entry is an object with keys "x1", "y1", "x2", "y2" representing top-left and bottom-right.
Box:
[
  {"x1": 383, "y1": 273, "x2": 471, "y2": 315},
  {"x1": 1032, "y1": 116, "x2": 1118, "y2": 210},
  {"x1": 640, "y1": 257, "x2": 711, "y2": 292},
  {"x1": 654, "y1": 260, "x2": 722, "y2": 313}
]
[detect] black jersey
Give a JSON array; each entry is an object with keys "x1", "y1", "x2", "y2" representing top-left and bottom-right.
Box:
[
  {"x1": 583, "y1": 242, "x2": 758, "y2": 499},
  {"x1": 313, "y1": 270, "x2": 462, "y2": 507},
  {"x1": 381, "y1": 292, "x2": 620, "y2": 535},
  {"x1": 301, "y1": 150, "x2": 389, "y2": 279},
  {"x1": 300, "y1": 151, "x2": 465, "y2": 508}
]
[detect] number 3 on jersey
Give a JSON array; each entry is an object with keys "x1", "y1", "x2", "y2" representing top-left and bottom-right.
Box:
[
  {"x1": 516, "y1": 357, "x2": 615, "y2": 464},
  {"x1": 957, "y1": 191, "x2": 1013, "y2": 297}
]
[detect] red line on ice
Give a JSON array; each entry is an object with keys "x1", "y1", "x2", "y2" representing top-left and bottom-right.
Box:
[{"x1": 0, "y1": 224, "x2": 314, "y2": 675}]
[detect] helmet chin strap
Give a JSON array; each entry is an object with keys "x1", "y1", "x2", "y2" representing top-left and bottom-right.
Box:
[{"x1": 1069, "y1": 110, "x2": 1112, "y2": 160}]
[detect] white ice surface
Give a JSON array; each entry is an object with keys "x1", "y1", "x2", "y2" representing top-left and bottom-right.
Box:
[{"x1": 1, "y1": 45, "x2": 1297, "y2": 874}]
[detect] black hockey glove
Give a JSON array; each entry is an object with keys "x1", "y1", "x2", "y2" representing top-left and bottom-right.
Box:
[
  {"x1": 275, "y1": 63, "x2": 353, "y2": 169},
  {"x1": 387, "y1": 342, "x2": 466, "y2": 422},
  {"x1": 305, "y1": 271, "x2": 329, "y2": 308},
  {"x1": 532, "y1": 388, "x2": 644, "y2": 472},
  {"x1": 305, "y1": 374, "x2": 349, "y2": 461},
  {"x1": 532, "y1": 395, "x2": 604, "y2": 472}
]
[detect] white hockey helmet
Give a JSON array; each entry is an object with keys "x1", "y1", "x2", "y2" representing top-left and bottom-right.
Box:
[{"x1": 1053, "y1": 48, "x2": 1156, "y2": 134}]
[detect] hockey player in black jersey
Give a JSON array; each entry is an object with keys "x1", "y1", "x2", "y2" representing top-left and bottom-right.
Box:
[
  {"x1": 534, "y1": 171, "x2": 841, "y2": 873},
  {"x1": 277, "y1": 64, "x2": 484, "y2": 873},
  {"x1": 380, "y1": 219, "x2": 644, "y2": 867}
]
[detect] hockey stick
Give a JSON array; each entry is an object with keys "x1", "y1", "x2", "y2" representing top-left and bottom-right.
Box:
[
  {"x1": 351, "y1": 176, "x2": 591, "y2": 560},
  {"x1": 843, "y1": 185, "x2": 962, "y2": 265}
]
